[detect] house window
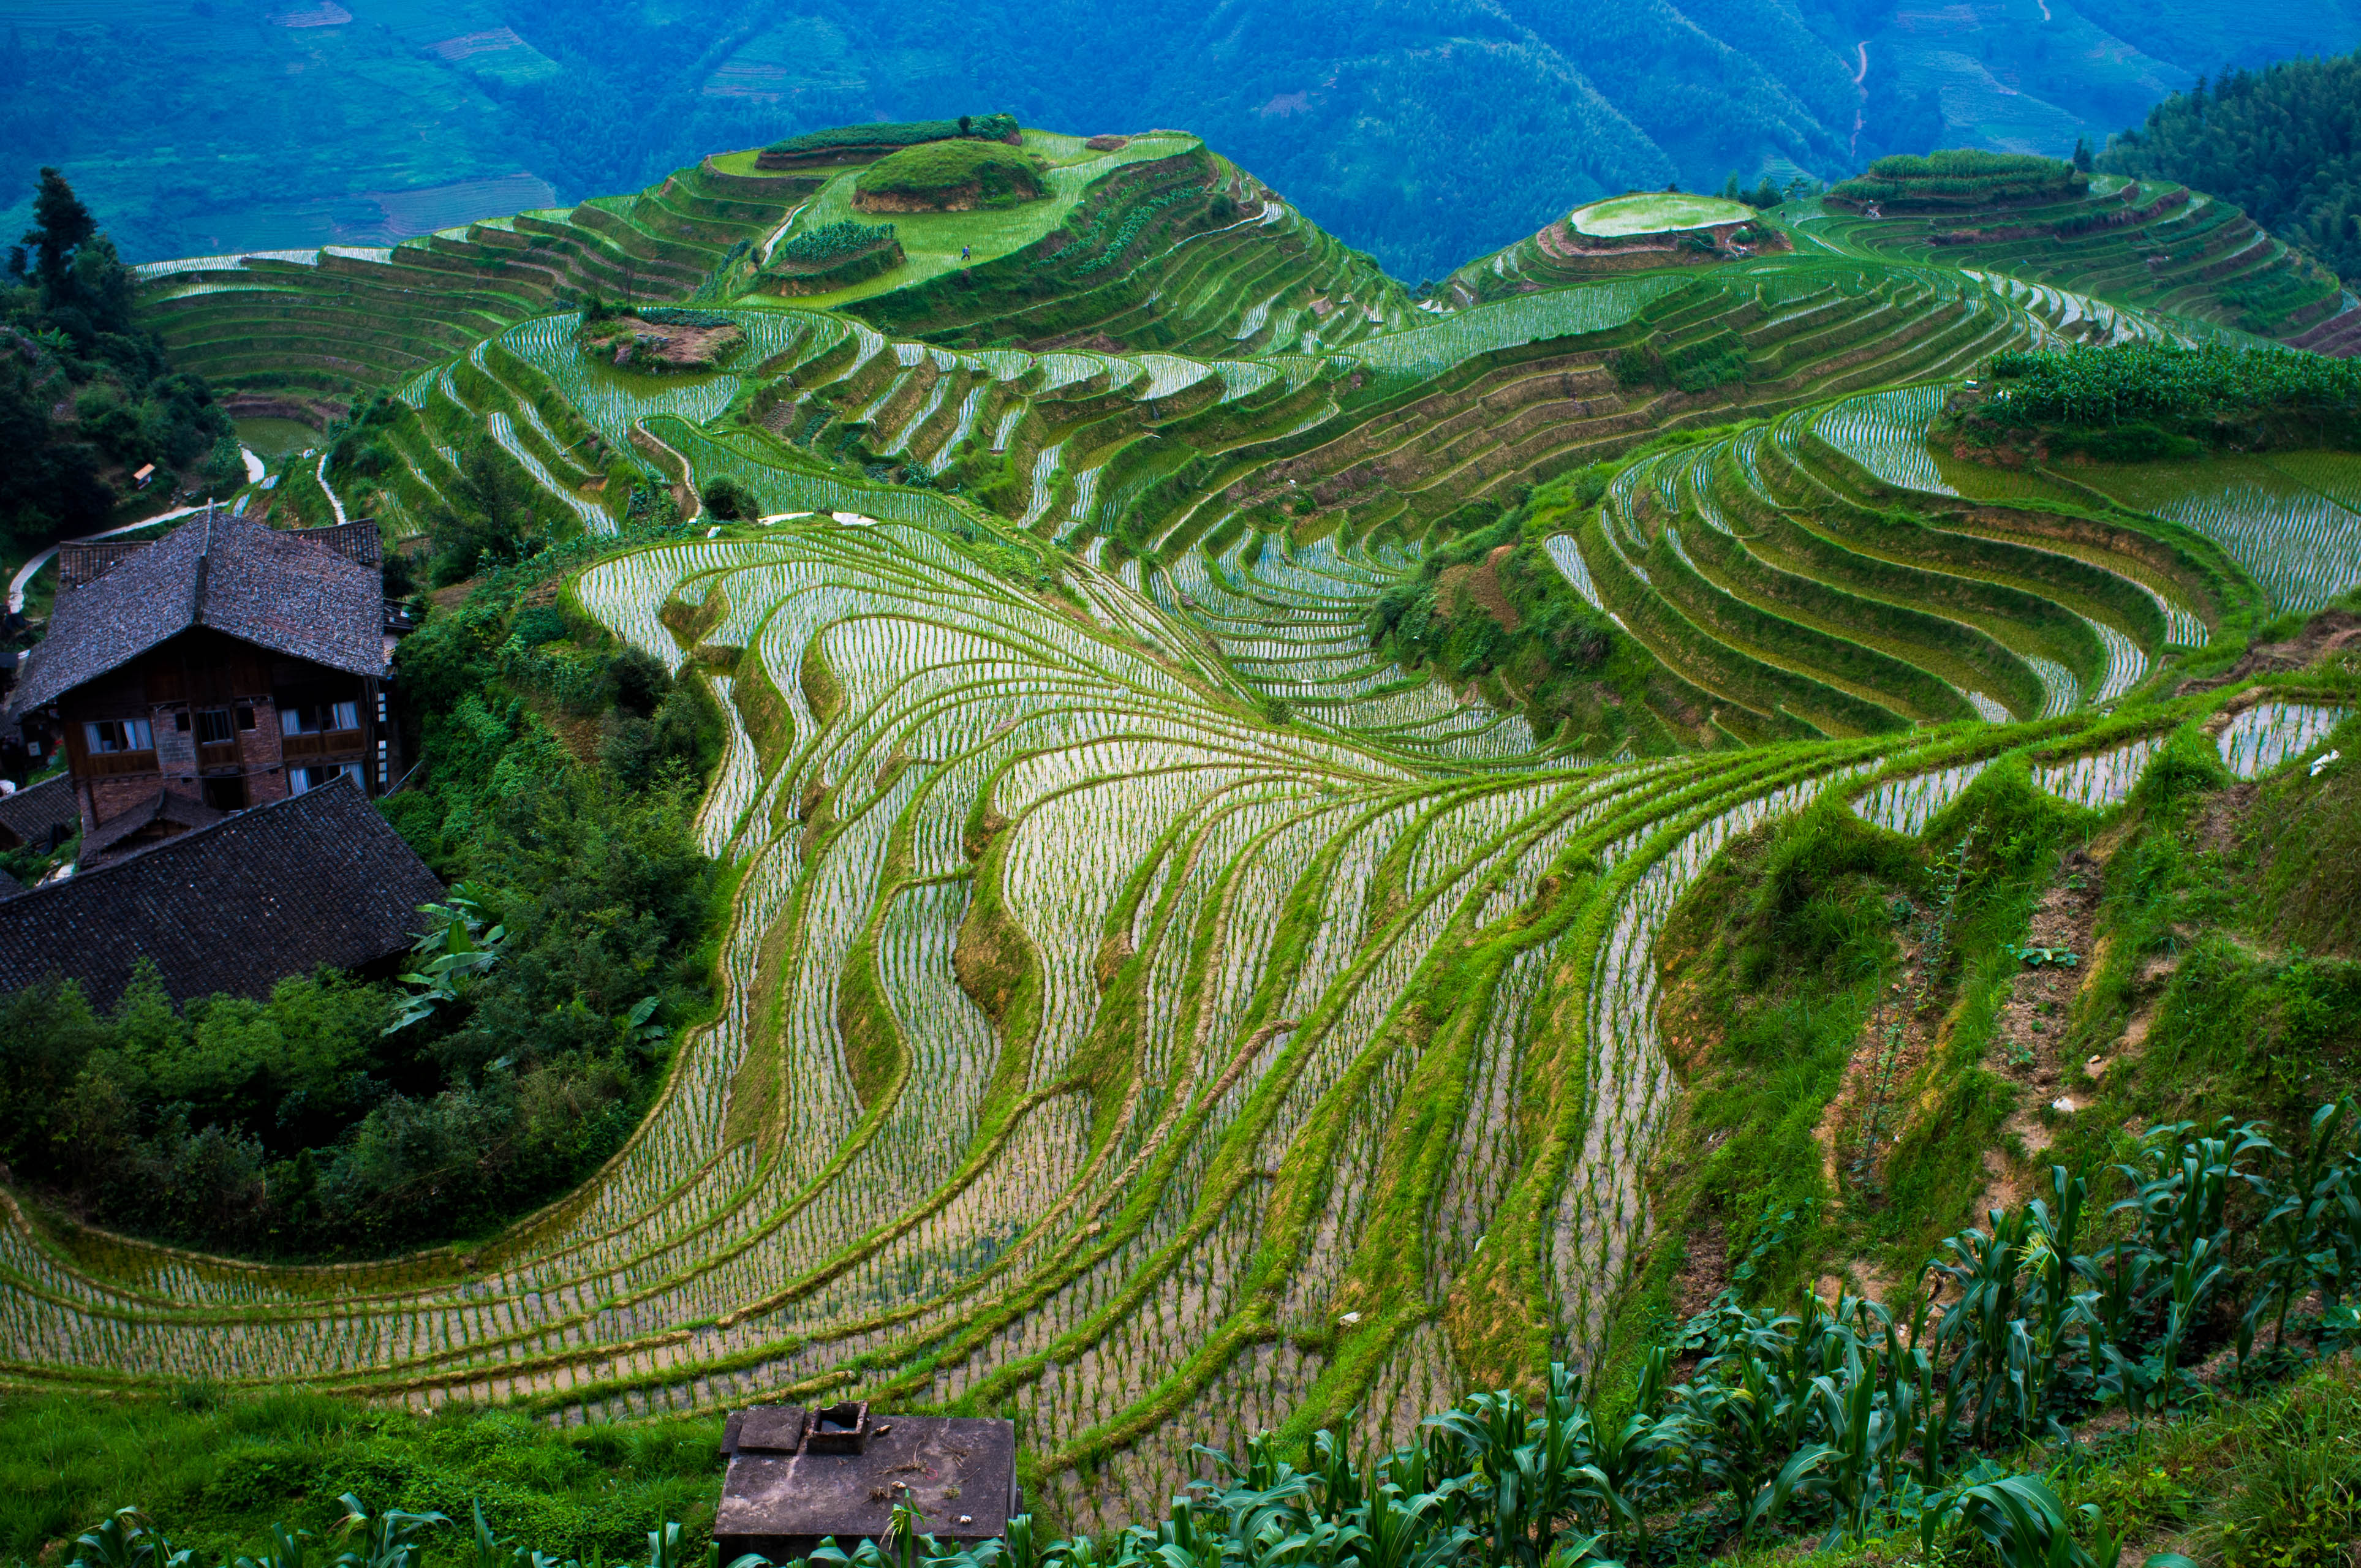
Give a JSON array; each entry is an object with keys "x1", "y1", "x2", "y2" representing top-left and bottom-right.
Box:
[
  {"x1": 293, "y1": 763, "x2": 363, "y2": 793},
  {"x1": 83, "y1": 718, "x2": 154, "y2": 753},
  {"x1": 279, "y1": 700, "x2": 362, "y2": 736},
  {"x1": 236, "y1": 705, "x2": 257, "y2": 731},
  {"x1": 194, "y1": 709, "x2": 235, "y2": 744}
]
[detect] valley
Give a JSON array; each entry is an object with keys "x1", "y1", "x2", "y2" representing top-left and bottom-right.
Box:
[{"x1": 3, "y1": 117, "x2": 2360, "y2": 1568}]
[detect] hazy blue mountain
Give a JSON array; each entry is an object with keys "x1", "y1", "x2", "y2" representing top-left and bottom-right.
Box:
[{"x1": 5, "y1": 0, "x2": 2356, "y2": 281}]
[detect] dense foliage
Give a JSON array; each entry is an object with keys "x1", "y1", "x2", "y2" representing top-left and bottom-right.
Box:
[
  {"x1": 2101, "y1": 53, "x2": 2361, "y2": 288},
  {"x1": 768, "y1": 115, "x2": 1020, "y2": 156},
  {"x1": 1367, "y1": 477, "x2": 1630, "y2": 750},
  {"x1": 1984, "y1": 343, "x2": 2361, "y2": 429},
  {"x1": 1, "y1": 169, "x2": 233, "y2": 555},
  {"x1": 1829, "y1": 150, "x2": 2086, "y2": 211},
  {"x1": 0, "y1": 579, "x2": 725, "y2": 1257},
  {"x1": 775, "y1": 221, "x2": 899, "y2": 265},
  {"x1": 854, "y1": 142, "x2": 1045, "y2": 206}
]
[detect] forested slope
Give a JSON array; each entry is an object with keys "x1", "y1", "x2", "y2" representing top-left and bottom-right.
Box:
[{"x1": 2101, "y1": 51, "x2": 2361, "y2": 289}]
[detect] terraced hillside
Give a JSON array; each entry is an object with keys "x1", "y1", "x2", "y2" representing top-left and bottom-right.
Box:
[
  {"x1": 1794, "y1": 174, "x2": 2360, "y2": 353},
  {"x1": 13, "y1": 131, "x2": 2361, "y2": 1535},
  {"x1": 135, "y1": 157, "x2": 822, "y2": 399},
  {"x1": 6, "y1": 509, "x2": 2352, "y2": 1531},
  {"x1": 1553, "y1": 386, "x2": 2252, "y2": 741}
]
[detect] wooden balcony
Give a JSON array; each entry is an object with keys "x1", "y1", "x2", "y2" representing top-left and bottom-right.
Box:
[
  {"x1": 83, "y1": 750, "x2": 158, "y2": 778},
  {"x1": 280, "y1": 728, "x2": 364, "y2": 761}
]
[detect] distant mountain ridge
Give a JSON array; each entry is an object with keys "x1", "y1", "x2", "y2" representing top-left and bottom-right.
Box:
[{"x1": 4, "y1": 0, "x2": 2358, "y2": 281}]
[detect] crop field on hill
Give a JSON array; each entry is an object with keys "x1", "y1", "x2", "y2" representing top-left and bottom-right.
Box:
[
  {"x1": 12, "y1": 505, "x2": 2346, "y2": 1532},
  {"x1": 1569, "y1": 194, "x2": 1756, "y2": 237},
  {"x1": 771, "y1": 132, "x2": 1203, "y2": 307},
  {"x1": 11, "y1": 120, "x2": 2361, "y2": 1546}
]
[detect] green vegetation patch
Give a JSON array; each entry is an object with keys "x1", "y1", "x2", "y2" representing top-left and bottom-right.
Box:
[
  {"x1": 0, "y1": 1392, "x2": 723, "y2": 1565},
  {"x1": 1829, "y1": 148, "x2": 2085, "y2": 211},
  {"x1": 2101, "y1": 55, "x2": 2361, "y2": 290},
  {"x1": 773, "y1": 220, "x2": 897, "y2": 266},
  {"x1": 764, "y1": 114, "x2": 1019, "y2": 159},
  {"x1": 1568, "y1": 191, "x2": 1755, "y2": 237},
  {"x1": 1951, "y1": 343, "x2": 2361, "y2": 459},
  {"x1": 853, "y1": 141, "x2": 1047, "y2": 210},
  {"x1": 0, "y1": 559, "x2": 728, "y2": 1261}
]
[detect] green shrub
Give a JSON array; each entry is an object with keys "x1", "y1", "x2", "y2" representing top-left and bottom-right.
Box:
[
  {"x1": 765, "y1": 113, "x2": 1018, "y2": 156},
  {"x1": 773, "y1": 219, "x2": 896, "y2": 264},
  {"x1": 854, "y1": 140, "x2": 1045, "y2": 207},
  {"x1": 1982, "y1": 342, "x2": 2361, "y2": 447},
  {"x1": 1831, "y1": 148, "x2": 2084, "y2": 209}
]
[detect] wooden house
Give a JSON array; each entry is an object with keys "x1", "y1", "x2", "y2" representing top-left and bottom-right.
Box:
[{"x1": 5, "y1": 508, "x2": 404, "y2": 861}]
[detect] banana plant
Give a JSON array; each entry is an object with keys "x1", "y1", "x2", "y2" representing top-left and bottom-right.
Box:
[{"x1": 384, "y1": 885, "x2": 508, "y2": 1034}]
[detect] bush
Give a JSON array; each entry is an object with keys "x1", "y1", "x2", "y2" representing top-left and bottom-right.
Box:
[
  {"x1": 700, "y1": 477, "x2": 749, "y2": 520},
  {"x1": 765, "y1": 113, "x2": 1018, "y2": 156},
  {"x1": 1985, "y1": 342, "x2": 2361, "y2": 429},
  {"x1": 1830, "y1": 148, "x2": 2084, "y2": 209},
  {"x1": 773, "y1": 220, "x2": 896, "y2": 265},
  {"x1": 854, "y1": 140, "x2": 1045, "y2": 207}
]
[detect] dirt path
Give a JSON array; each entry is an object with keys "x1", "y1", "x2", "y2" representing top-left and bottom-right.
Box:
[
  {"x1": 1975, "y1": 845, "x2": 2107, "y2": 1213},
  {"x1": 761, "y1": 201, "x2": 810, "y2": 265},
  {"x1": 315, "y1": 448, "x2": 349, "y2": 525},
  {"x1": 632, "y1": 420, "x2": 704, "y2": 521}
]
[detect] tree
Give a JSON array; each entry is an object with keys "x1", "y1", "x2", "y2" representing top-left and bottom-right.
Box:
[
  {"x1": 429, "y1": 443, "x2": 545, "y2": 583},
  {"x1": 23, "y1": 166, "x2": 96, "y2": 300},
  {"x1": 700, "y1": 477, "x2": 749, "y2": 520},
  {"x1": 2071, "y1": 135, "x2": 2093, "y2": 172}
]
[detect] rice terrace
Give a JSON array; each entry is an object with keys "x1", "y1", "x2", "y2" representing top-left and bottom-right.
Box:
[{"x1": 5, "y1": 116, "x2": 2361, "y2": 1568}]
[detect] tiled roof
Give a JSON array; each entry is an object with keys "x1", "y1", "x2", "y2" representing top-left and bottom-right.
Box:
[
  {"x1": 0, "y1": 774, "x2": 77, "y2": 850},
  {"x1": 57, "y1": 519, "x2": 380, "y2": 590},
  {"x1": 79, "y1": 785, "x2": 226, "y2": 862},
  {"x1": 9, "y1": 509, "x2": 387, "y2": 717},
  {"x1": 0, "y1": 775, "x2": 444, "y2": 1006}
]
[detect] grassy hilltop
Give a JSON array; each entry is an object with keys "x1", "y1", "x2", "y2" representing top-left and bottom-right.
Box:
[{"x1": 5, "y1": 115, "x2": 2361, "y2": 1568}]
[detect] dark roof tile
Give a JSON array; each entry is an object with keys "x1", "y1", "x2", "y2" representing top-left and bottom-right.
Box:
[
  {"x1": 10, "y1": 509, "x2": 387, "y2": 717},
  {"x1": 0, "y1": 776, "x2": 443, "y2": 1006},
  {"x1": 0, "y1": 774, "x2": 78, "y2": 850},
  {"x1": 80, "y1": 785, "x2": 227, "y2": 862}
]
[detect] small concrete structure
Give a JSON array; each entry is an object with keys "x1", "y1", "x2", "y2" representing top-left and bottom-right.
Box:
[{"x1": 714, "y1": 1403, "x2": 1020, "y2": 1562}]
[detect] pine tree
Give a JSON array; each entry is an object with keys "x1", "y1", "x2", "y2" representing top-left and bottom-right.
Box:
[{"x1": 23, "y1": 166, "x2": 95, "y2": 299}]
